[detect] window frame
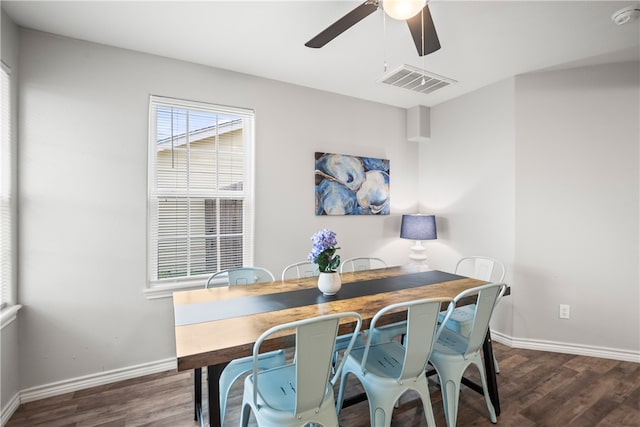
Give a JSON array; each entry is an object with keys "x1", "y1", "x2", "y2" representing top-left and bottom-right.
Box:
[
  {"x1": 145, "y1": 96, "x2": 255, "y2": 298},
  {"x1": 0, "y1": 61, "x2": 20, "y2": 325}
]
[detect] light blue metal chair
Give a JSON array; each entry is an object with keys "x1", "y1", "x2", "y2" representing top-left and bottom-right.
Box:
[
  {"x1": 438, "y1": 256, "x2": 506, "y2": 373},
  {"x1": 337, "y1": 298, "x2": 453, "y2": 427},
  {"x1": 334, "y1": 257, "x2": 404, "y2": 362},
  {"x1": 339, "y1": 256, "x2": 387, "y2": 273},
  {"x1": 280, "y1": 261, "x2": 319, "y2": 281},
  {"x1": 205, "y1": 266, "x2": 275, "y2": 288},
  {"x1": 430, "y1": 282, "x2": 506, "y2": 427},
  {"x1": 201, "y1": 266, "x2": 285, "y2": 425},
  {"x1": 281, "y1": 260, "x2": 392, "y2": 367},
  {"x1": 240, "y1": 312, "x2": 362, "y2": 427},
  {"x1": 438, "y1": 256, "x2": 506, "y2": 336}
]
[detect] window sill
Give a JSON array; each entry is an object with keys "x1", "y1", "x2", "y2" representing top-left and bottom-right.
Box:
[
  {"x1": 143, "y1": 281, "x2": 205, "y2": 300},
  {"x1": 1, "y1": 304, "x2": 22, "y2": 330}
]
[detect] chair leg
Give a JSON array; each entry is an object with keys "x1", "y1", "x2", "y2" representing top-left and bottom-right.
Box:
[
  {"x1": 473, "y1": 360, "x2": 497, "y2": 423},
  {"x1": 336, "y1": 370, "x2": 351, "y2": 413},
  {"x1": 239, "y1": 403, "x2": 252, "y2": 427},
  {"x1": 440, "y1": 376, "x2": 462, "y2": 427},
  {"x1": 372, "y1": 406, "x2": 390, "y2": 427},
  {"x1": 417, "y1": 389, "x2": 437, "y2": 427},
  {"x1": 367, "y1": 388, "x2": 396, "y2": 427}
]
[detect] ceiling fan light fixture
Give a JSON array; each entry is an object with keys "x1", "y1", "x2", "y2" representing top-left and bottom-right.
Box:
[
  {"x1": 611, "y1": 5, "x2": 640, "y2": 25},
  {"x1": 383, "y1": 0, "x2": 426, "y2": 21}
]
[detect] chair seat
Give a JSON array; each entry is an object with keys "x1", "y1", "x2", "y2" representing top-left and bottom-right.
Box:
[
  {"x1": 248, "y1": 364, "x2": 331, "y2": 412},
  {"x1": 432, "y1": 328, "x2": 470, "y2": 356},
  {"x1": 349, "y1": 342, "x2": 406, "y2": 378},
  {"x1": 219, "y1": 349, "x2": 286, "y2": 422},
  {"x1": 438, "y1": 304, "x2": 501, "y2": 373},
  {"x1": 243, "y1": 364, "x2": 336, "y2": 425},
  {"x1": 241, "y1": 312, "x2": 361, "y2": 427},
  {"x1": 253, "y1": 365, "x2": 295, "y2": 412},
  {"x1": 438, "y1": 304, "x2": 476, "y2": 336}
]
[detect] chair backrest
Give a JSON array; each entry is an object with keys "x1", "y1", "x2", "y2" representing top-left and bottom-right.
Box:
[
  {"x1": 251, "y1": 312, "x2": 362, "y2": 416},
  {"x1": 281, "y1": 261, "x2": 320, "y2": 281},
  {"x1": 455, "y1": 256, "x2": 506, "y2": 283},
  {"x1": 340, "y1": 257, "x2": 387, "y2": 273},
  {"x1": 205, "y1": 267, "x2": 275, "y2": 288},
  {"x1": 439, "y1": 282, "x2": 506, "y2": 357},
  {"x1": 360, "y1": 298, "x2": 452, "y2": 381}
]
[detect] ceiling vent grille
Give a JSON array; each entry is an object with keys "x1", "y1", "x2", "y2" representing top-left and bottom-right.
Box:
[{"x1": 378, "y1": 64, "x2": 456, "y2": 95}]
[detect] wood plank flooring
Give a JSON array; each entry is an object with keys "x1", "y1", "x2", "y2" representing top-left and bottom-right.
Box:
[{"x1": 6, "y1": 343, "x2": 639, "y2": 426}]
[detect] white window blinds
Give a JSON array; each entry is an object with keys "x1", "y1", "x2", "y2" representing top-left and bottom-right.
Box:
[
  {"x1": 1, "y1": 64, "x2": 14, "y2": 308},
  {"x1": 148, "y1": 96, "x2": 254, "y2": 287}
]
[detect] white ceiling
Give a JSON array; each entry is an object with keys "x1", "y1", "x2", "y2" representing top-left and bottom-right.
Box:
[{"x1": 3, "y1": 0, "x2": 639, "y2": 108}]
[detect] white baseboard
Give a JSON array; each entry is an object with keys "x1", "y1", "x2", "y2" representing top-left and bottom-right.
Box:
[
  {"x1": 491, "y1": 329, "x2": 640, "y2": 363},
  {"x1": 19, "y1": 357, "x2": 177, "y2": 404},
  {"x1": 1, "y1": 392, "x2": 20, "y2": 427}
]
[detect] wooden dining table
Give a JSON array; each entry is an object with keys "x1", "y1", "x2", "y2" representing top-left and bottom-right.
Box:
[{"x1": 173, "y1": 265, "x2": 504, "y2": 427}]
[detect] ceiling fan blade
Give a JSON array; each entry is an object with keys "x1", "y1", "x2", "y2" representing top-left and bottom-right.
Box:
[
  {"x1": 407, "y1": 4, "x2": 441, "y2": 56},
  {"x1": 305, "y1": 2, "x2": 379, "y2": 48}
]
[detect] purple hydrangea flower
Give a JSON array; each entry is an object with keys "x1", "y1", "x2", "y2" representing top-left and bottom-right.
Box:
[{"x1": 308, "y1": 229, "x2": 341, "y2": 272}]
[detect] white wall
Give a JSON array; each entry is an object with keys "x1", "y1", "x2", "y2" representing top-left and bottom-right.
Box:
[
  {"x1": 16, "y1": 29, "x2": 419, "y2": 390},
  {"x1": 420, "y1": 61, "x2": 639, "y2": 357},
  {"x1": 1, "y1": 8, "x2": 21, "y2": 416},
  {"x1": 419, "y1": 79, "x2": 516, "y2": 335},
  {"x1": 514, "y1": 62, "x2": 639, "y2": 355}
]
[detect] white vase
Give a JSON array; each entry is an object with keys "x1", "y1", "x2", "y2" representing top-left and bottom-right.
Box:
[{"x1": 317, "y1": 272, "x2": 342, "y2": 296}]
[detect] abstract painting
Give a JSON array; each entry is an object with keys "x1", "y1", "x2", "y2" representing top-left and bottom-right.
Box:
[{"x1": 315, "y1": 152, "x2": 390, "y2": 215}]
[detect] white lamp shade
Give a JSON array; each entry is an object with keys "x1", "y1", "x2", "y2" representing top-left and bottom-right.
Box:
[{"x1": 383, "y1": 0, "x2": 427, "y2": 20}]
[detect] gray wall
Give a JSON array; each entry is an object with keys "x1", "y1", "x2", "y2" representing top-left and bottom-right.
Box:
[
  {"x1": 16, "y1": 28, "x2": 419, "y2": 390},
  {"x1": 418, "y1": 78, "x2": 516, "y2": 335},
  {"x1": 421, "y1": 61, "x2": 639, "y2": 355},
  {"x1": 513, "y1": 62, "x2": 639, "y2": 353},
  {"x1": 6, "y1": 17, "x2": 639, "y2": 403},
  {"x1": 1, "y1": 8, "x2": 21, "y2": 414}
]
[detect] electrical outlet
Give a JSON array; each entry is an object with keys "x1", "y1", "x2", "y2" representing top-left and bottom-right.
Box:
[{"x1": 559, "y1": 304, "x2": 570, "y2": 319}]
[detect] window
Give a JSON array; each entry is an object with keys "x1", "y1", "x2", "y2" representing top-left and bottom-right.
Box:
[
  {"x1": 1, "y1": 63, "x2": 15, "y2": 310},
  {"x1": 147, "y1": 96, "x2": 254, "y2": 293}
]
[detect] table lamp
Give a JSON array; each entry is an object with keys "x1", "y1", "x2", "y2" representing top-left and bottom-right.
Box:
[{"x1": 400, "y1": 214, "x2": 437, "y2": 264}]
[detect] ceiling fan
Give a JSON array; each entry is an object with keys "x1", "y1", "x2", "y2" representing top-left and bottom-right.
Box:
[{"x1": 305, "y1": 0, "x2": 440, "y2": 57}]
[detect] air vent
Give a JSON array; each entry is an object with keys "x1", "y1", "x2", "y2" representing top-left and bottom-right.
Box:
[{"x1": 378, "y1": 64, "x2": 456, "y2": 95}]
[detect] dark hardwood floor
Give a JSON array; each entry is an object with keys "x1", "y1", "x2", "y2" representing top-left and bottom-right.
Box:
[{"x1": 6, "y1": 343, "x2": 639, "y2": 426}]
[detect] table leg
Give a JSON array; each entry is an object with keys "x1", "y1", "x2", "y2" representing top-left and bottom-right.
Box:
[
  {"x1": 207, "y1": 363, "x2": 229, "y2": 427},
  {"x1": 194, "y1": 368, "x2": 202, "y2": 421},
  {"x1": 482, "y1": 329, "x2": 501, "y2": 416}
]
